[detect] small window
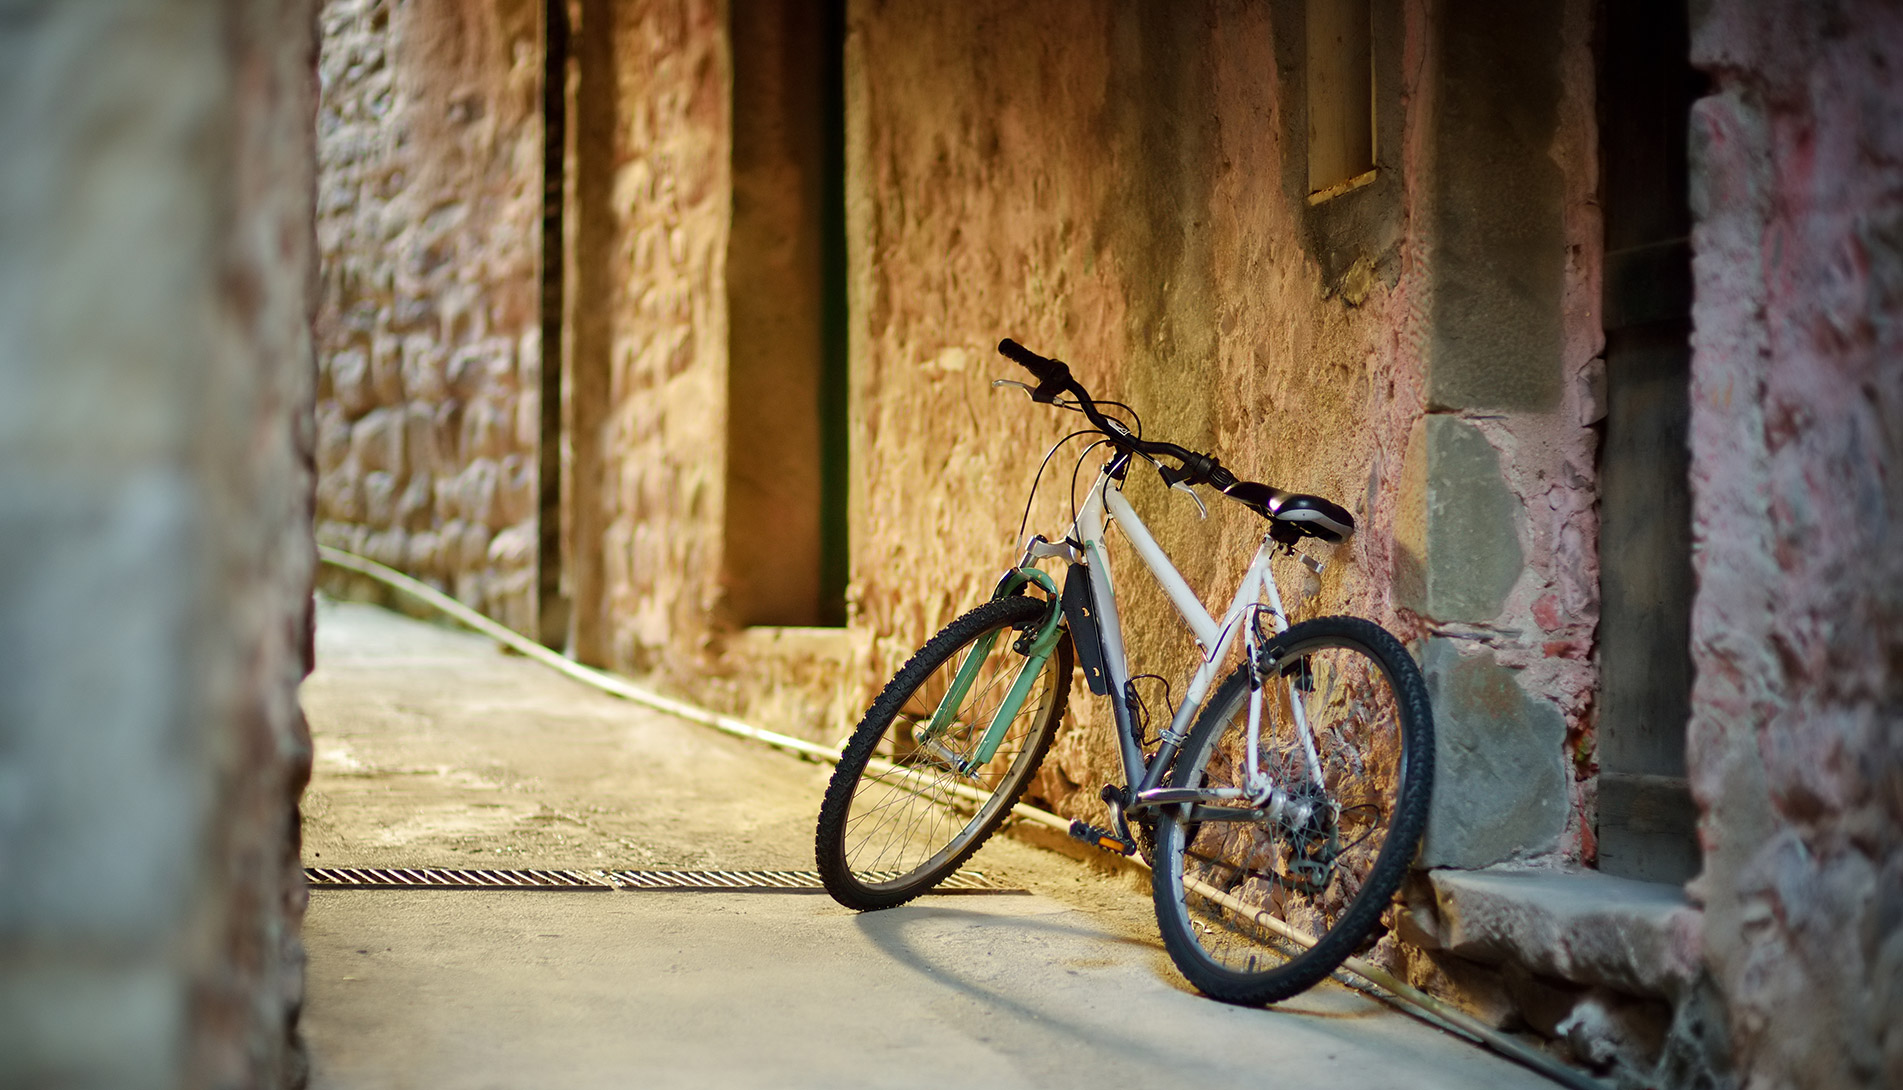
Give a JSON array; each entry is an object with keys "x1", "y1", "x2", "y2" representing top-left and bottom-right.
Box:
[{"x1": 1306, "y1": 0, "x2": 1375, "y2": 201}]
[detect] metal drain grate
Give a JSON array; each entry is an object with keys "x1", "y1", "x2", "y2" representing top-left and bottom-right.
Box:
[
  {"x1": 305, "y1": 867, "x2": 611, "y2": 891},
  {"x1": 305, "y1": 866, "x2": 1022, "y2": 894},
  {"x1": 603, "y1": 869, "x2": 1018, "y2": 893}
]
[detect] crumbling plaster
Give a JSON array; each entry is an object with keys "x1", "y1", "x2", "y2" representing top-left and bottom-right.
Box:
[{"x1": 1686, "y1": 3, "x2": 1903, "y2": 1087}]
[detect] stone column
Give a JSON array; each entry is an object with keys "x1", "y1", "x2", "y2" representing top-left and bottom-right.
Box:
[{"x1": 0, "y1": 3, "x2": 317, "y2": 1087}]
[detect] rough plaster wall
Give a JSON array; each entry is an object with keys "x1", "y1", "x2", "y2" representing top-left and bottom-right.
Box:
[
  {"x1": 590, "y1": 0, "x2": 731, "y2": 679},
  {"x1": 840, "y1": 0, "x2": 1397, "y2": 816},
  {"x1": 841, "y1": 0, "x2": 1603, "y2": 862},
  {"x1": 313, "y1": 0, "x2": 542, "y2": 633},
  {"x1": 0, "y1": 2, "x2": 317, "y2": 1087},
  {"x1": 1686, "y1": 3, "x2": 1903, "y2": 1087}
]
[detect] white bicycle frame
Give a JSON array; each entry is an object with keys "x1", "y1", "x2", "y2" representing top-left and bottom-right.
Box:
[{"x1": 1023, "y1": 458, "x2": 1326, "y2": 816}]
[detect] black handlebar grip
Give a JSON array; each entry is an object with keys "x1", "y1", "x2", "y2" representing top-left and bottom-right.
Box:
[
  {"x1": 997, "y1": 338, "x2": 1052, "y2": 377},
  {"x1": 998, "y1": 338, "x2": 1074, "y2": 403}
]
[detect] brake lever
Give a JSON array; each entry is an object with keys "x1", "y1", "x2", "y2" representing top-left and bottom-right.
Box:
[
  {"x1": 991, "y1": 378, "x2": 1036, "y2": 399},
  {"x1": 1170, "y1": 480, "x2": 1208, "y2": 520}
]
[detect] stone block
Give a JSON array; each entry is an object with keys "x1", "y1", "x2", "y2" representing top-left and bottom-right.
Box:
[
  {"x1": 401, "y1": 337, "x2": 449, "y2": 401},
  {"x1": 315, "y1": 401, "x2": 351, "y2": 472},
  {"x1": 370, "y1": 331, "x2": 403, "y2": 402},
  {"x1": 1426, "y1": 0, "x2": 1564, "y2": 413},
  {"x1": 361, "y1": 470, "x2": 399, "y2": 526},
  {"x1": 1429, "y1": 866, "x2": 1702, "y2": 999},
  {"x1": 456, "y1": 520, "x2": 491, "y2": 572},
  {"x1": 1418, "y1": 638, "x2": 1567, "y2": 867},
  {"x1": 316, "y1": 467, "x2": 362, "y2": 523},
  {"x1": 431, "y1": 400, "x2": 461, "y2": 468},
  {"x1": 458, "y1": 459, "x2": 502, "y2": 529},
  {"x1": 487, "y1": 522, "x2": 535, "y2": 569},
  {"x1": 397, "y1": 473, "x2": 433, "y2": 531},
  {"x1": 403, "y1": 402, "x2": 439, "y2": 477},
  {"x1": 1395, "y1": 416, "x2": 1524, "y2": 623},
  {"x1": 406, "y1": 530, "x2": 442, "y2": 577},
  {"x1": 350, "y1": 405, "x2": 404, "y2": 476},
  {"x1": 498, "y1": 453, "x2": 535, "y2": 526},
  {"x1": 330, "y1": 348, "x2": 371, "y2": 416}
]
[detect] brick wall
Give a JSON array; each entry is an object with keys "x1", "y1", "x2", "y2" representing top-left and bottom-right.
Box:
[
  {"x1": 1687, "y1": 3, "x2": 1903, "y2": 1086},
  {"x1": 0, "y1": 2, "x2": 317, "y2": 1087},
  {"x1": 314, "y1": 0, "x2": 543, "y2": 633}
]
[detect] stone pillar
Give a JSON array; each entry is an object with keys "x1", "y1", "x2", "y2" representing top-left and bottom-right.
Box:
[
  {"x1": 0, "y1": 3, "x2": 317, "y2": 1088},
  {"x1": 1406, "y1": 0, "x2": 1579, "y2": 869}
]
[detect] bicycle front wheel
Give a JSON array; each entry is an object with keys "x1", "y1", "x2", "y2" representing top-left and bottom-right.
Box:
[
  {"x1": 1151, "y1": 615, "x2": 1433, "y2": 1004},
  {"x1": 816, "y1": 595, "x2": 1071, "y2": 910}
]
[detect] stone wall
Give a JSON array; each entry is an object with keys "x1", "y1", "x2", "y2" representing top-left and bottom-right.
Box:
[
  {"x1": 310, "y1": 2, "x2": 1609, "y2": 878},
  {"x1": 314, "y1": 0, "x2": 543, "y2": 633},
  {"x1": 1686, "y1": 3, "x2": 1903, "y2": 1087},
  {"x1": 566, "y1": 0, "x2": 732, "y2": 677},
  {"x1": 0, "y1": 2, "x2": 318, "y2": 1088}
]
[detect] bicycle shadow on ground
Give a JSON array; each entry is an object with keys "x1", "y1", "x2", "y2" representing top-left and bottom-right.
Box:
[{"x1": 849, "y1": 897, "x2": 1398, "y2": 1074}]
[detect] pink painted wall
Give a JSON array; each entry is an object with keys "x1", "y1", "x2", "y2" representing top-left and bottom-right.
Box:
[{"x1": 1687, "y1": 2, "x2": 1903, "y2": 1086}]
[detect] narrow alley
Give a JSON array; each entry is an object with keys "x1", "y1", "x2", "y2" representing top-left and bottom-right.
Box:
[
  {"x1": 299, "y1": 596, "x2": 1551, "y2": 1089},
  {"x1": 4, "y1": 4, "x2": 1897, "y2": 1089}
]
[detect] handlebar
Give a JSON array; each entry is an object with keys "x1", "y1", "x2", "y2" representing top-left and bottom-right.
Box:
[
  {"x1": 997, "y1": 338, "x2": 1228, "y2": 487},
  {"x1": 993, "y1": 338, "x2": 1355, "y2": 543}
]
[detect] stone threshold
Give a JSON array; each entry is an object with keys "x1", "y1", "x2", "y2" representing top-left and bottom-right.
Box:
[{"x1": 1413, "y1": 865, "x2": 1704, "y2": 1001}]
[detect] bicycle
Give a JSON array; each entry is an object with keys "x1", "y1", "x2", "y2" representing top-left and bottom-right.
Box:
[{"x1": 814, "y1": 338, "x2": 1434, "y2": 1005}]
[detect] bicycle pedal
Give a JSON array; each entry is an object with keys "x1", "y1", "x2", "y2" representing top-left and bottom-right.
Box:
[{"x1": 1068, "y1": 820, "x2": 1134, "y2": 856}]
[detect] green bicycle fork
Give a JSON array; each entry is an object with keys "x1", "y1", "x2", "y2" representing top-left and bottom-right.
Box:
[{"x1": 918, "y1": 568, "x2": 1064, "y2": 777}]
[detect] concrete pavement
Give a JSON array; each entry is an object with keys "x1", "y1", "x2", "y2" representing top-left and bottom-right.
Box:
[{"x1": 300, "y1": 598, "x2": 1555, "y2": 1089}]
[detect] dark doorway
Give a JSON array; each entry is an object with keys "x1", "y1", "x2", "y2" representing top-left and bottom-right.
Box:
[
  {"x1": 724, "y1": 0, "x2": 849, "y2": 628},
  {"x1": 1594, "y1": 0, "x2": 1703, "y2": 884}
]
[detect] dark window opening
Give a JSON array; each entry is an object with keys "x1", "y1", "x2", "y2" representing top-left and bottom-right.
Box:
[{"x1": 1307, "y1": 0, "x2": 1375, "y2": 199}]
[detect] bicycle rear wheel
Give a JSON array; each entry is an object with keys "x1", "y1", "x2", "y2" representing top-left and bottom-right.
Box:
[
  {"x1": 1151, "y1": 615, "x2": 1432, "y2": 1004},
  {"x1": 816, "y1": 594, "x2": 1071, "y2": 909}
]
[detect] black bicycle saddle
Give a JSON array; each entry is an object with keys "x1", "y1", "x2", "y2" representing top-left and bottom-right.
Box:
[{"x1": 1218, "y1": 481, "x2": 1355, "y2": 543}]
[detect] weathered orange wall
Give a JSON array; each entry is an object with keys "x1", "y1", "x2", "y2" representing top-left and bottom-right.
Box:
[{"x1": 837, "y1": 1, "x2": 1604, "y2": 857}]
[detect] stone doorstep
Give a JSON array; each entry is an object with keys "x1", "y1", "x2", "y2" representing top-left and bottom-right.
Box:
[{"x1": 1425, "y1": 866, "x2": 1704, "y2": 1001}]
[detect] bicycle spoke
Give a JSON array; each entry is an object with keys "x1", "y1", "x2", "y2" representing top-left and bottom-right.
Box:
[
  {"x1": 816, "y1": 596, "x2": 1071, "y2": 908},
  {"x1": 1153, "y1": 620, "x2": 1432, "y2": 1004}
]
